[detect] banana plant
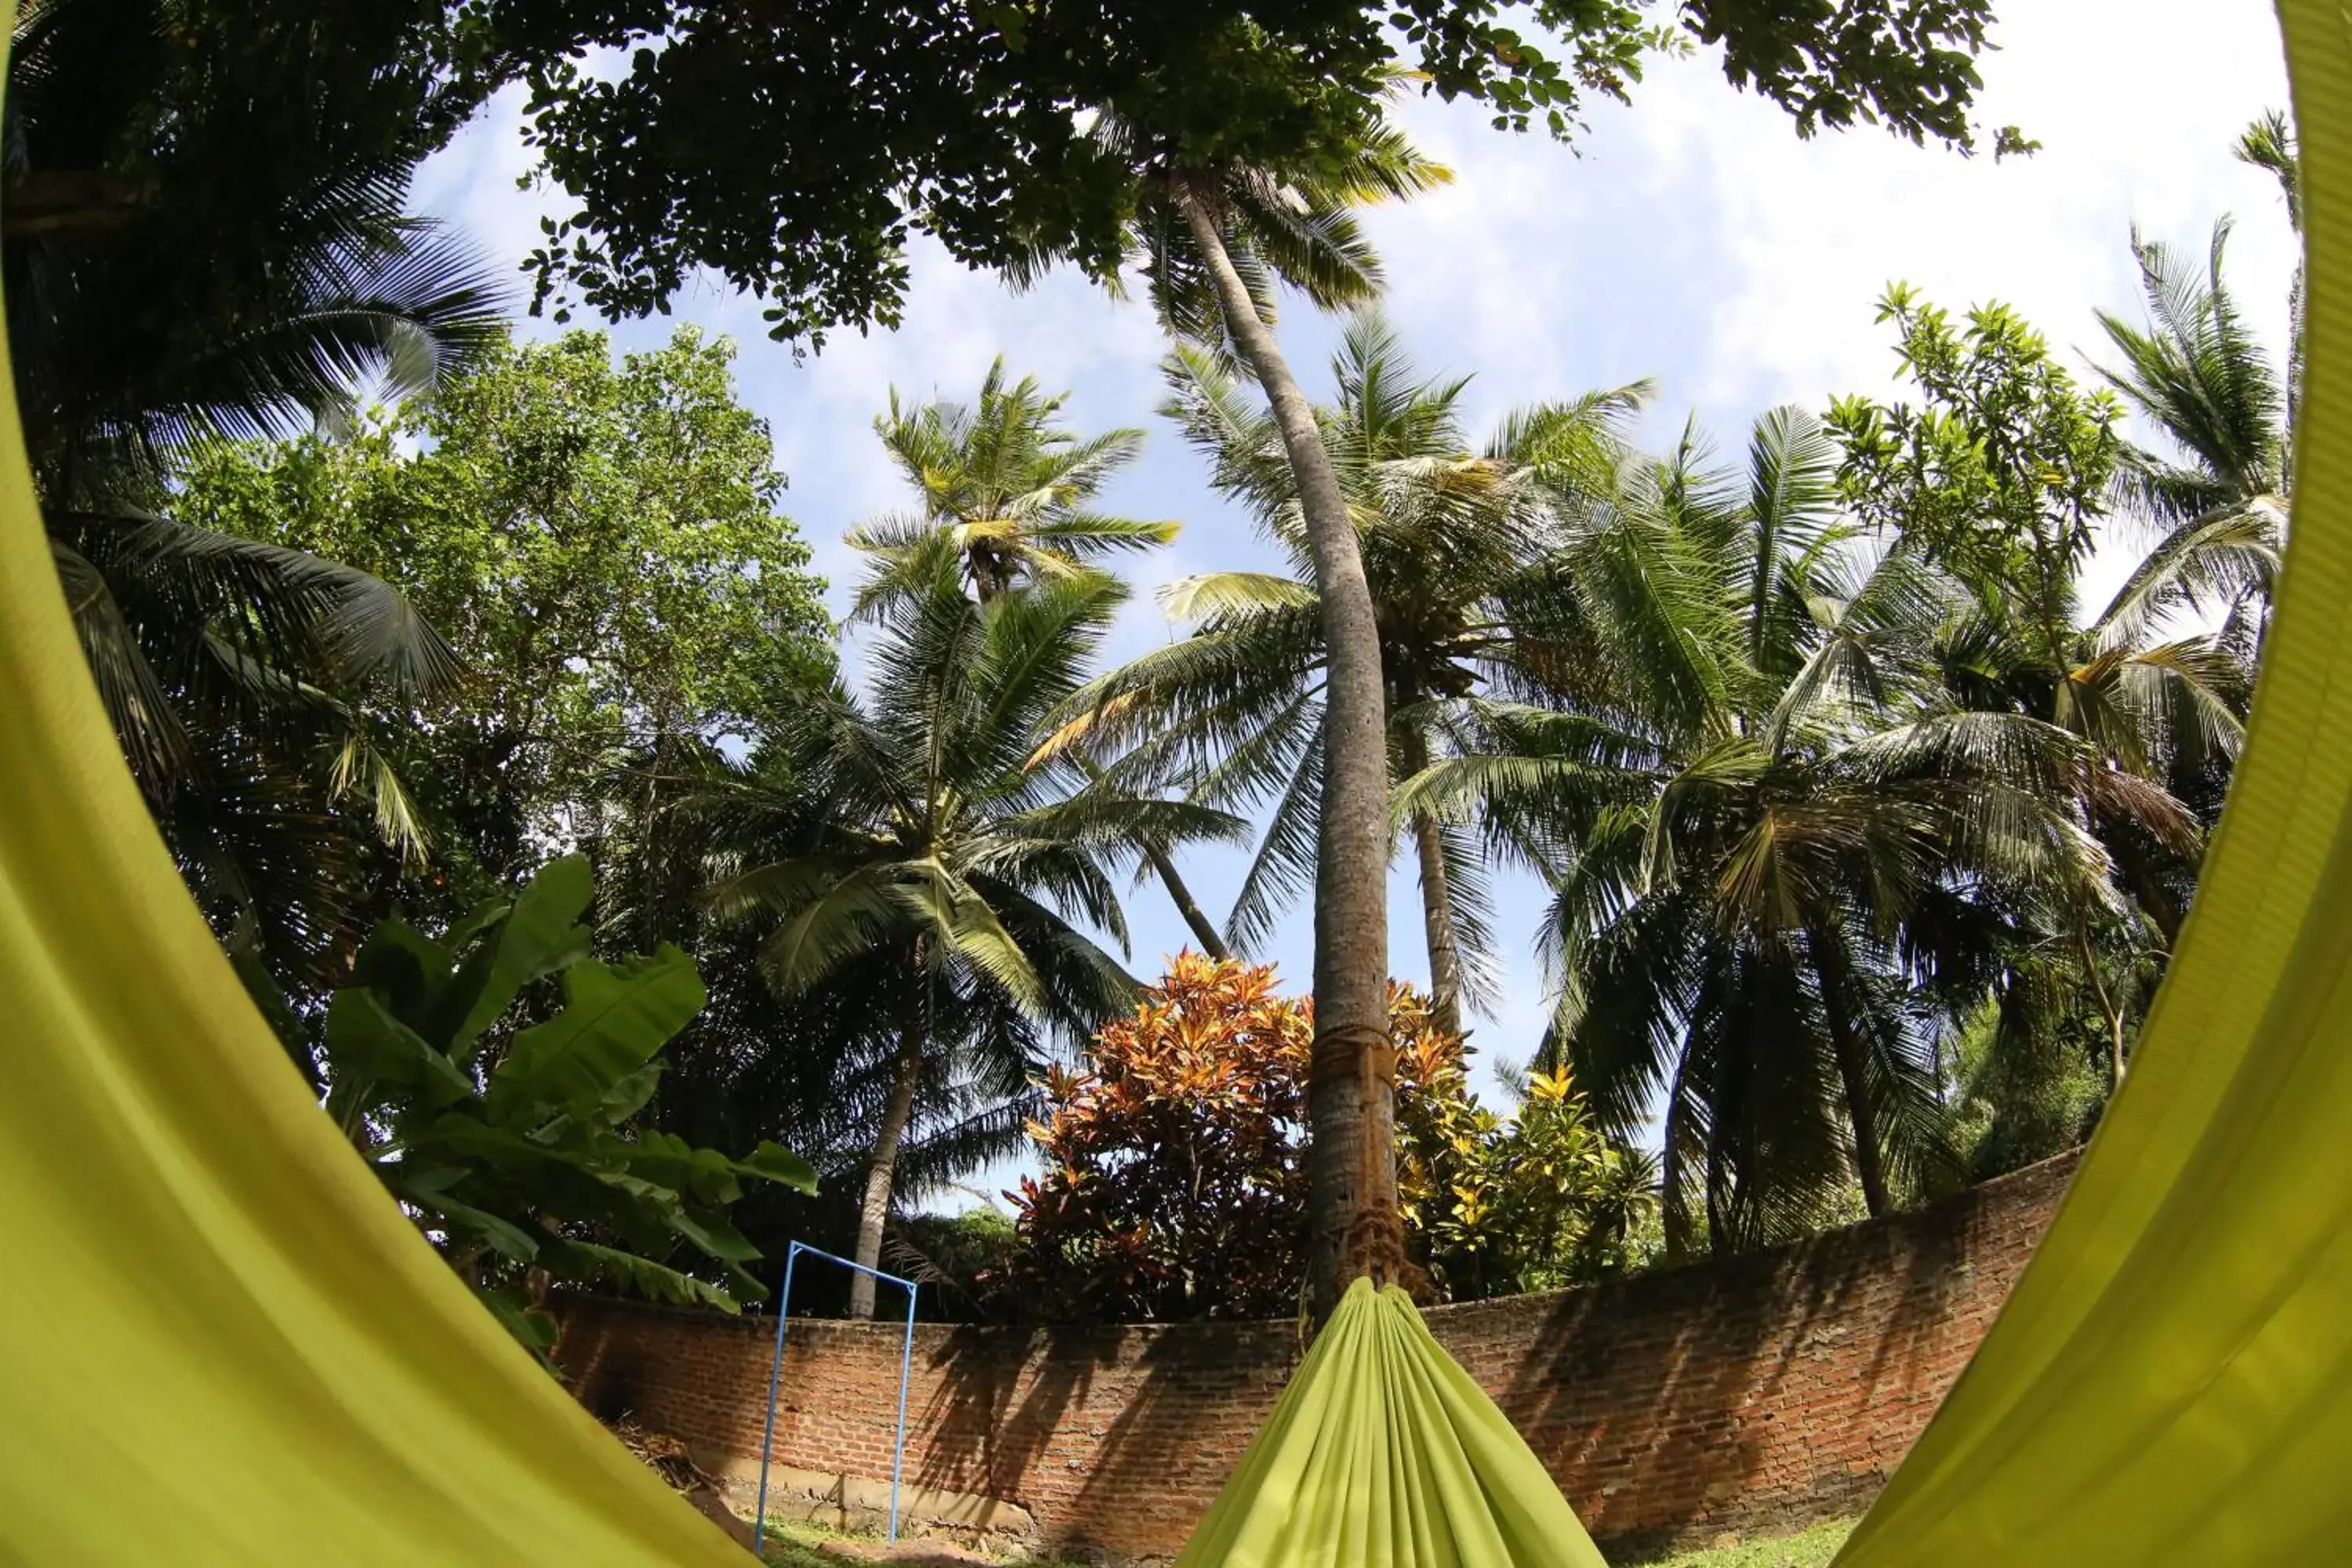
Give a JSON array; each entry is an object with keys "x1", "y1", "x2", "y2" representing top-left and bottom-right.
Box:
[{"x1": 320, "y1": 853, "x2": 815, "y2": 1357}]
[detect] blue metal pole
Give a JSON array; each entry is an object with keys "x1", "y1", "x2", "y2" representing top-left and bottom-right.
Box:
[
  {"x1": 746, "y1": 1241, "x2": 922, "y2": 1552},
  {"x1": 753, "y1": 1241, "x2": 804, "y2": 1560},
  {"x1": 889, "y1": 1279, "x2": 916, "y2": 1542}
]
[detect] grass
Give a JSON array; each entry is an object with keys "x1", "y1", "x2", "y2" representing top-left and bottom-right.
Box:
[
  {"x1": 1621, "y1": 1517, "x2": 1856, "y2": 1568},
  {"x1": 752, "y1": 1513, "x2": 1858, "y2": 1567},
  {"x1": 753, "y1": 1517, "x2": 1083, "y2": 1567}
]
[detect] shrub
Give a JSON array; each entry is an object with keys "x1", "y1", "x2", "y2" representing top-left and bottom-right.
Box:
[{"x1": 1008, "y1": 953, "x2": 1654, "y2": 1320}]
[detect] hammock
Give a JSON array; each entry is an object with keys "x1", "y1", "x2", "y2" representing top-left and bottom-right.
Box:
[{"x1": 5, "y1": 2, "x2": 2352, "y2": 1563}]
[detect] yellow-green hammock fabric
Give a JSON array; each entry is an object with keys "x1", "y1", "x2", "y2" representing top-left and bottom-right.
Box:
[
  {"x1": 9, "y1": 0, "x2": 2352, "y2": 1563},
  {"x1": 1827, "y1": 2, "x2": 2352, "y2": 1561},
  {"x1": 1173, "y1": 1278, "x2": 1607, "y2": 1567},
  {"x1": 0, "y1": 23, "x2": 744, "y2": 1567}
]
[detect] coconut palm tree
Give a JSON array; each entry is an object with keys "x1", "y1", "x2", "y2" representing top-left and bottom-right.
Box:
[
  {"x1": 843, "y1": 360, "x2": 1234, "y2": 958},
  {"x1": 1020, "y1": 106, "x2": 1451, "y2": 1305},
  {"x1": 848, "y1": 357, "x2": 1177, "y2": 609},
  {"x1": 9, "y1": 0, "x2": 505, "y2": 996},
  {"x1": 1076, "y1": 317, "x2": 1647, "y2": 1041},
  {"x1": 2092, "y1": 222, "x2": 2290, "y2": 645},
  {"x1": 1403, "y1": 409, "x2": 2111, "y2": 1252},
  {"x1": 1835, "y1": 288, "x2": 2256, "y2": 1093},
  {"x1": 701, "y1": 553, "x2": 1243, "y2": 1316}
]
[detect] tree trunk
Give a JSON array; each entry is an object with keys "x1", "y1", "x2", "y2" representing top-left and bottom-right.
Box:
[
  {"x1": 1144, "y1": 840, "x2": 1232, "y2": 961},
  {"x1": 1176, "y1": 173, "x2": 1400, "y2": 1317},
  {"x1": 1410, "y1": 813, "x2": 1467, "y2": 1041},
  {"x1": 851, "y1": 1000, "x2": 926, "y2": 1319},
  {"x1": 1396, "y1": 731, "x2": 1465, "y2": 1040},
  {"x1": 1068, "y1": 752, "x2": 1232, "y2": 963},
  {"x1": 2076, "y1": 915, "x2": 2131, "y2": 1091},
  {"x1": 1811, "y1": 925, "x2": 1891, "y2": 1218}
]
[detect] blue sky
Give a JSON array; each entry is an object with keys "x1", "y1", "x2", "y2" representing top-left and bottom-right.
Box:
[{"x1": 412, "y1": 0, "x2": 2299, "y2": 1157}]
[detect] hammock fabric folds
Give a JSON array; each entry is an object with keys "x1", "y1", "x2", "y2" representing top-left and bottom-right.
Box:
[
  {"x1": 1833, "y1": 2, "x2": 2352, "y2": 1560},
  {"x1": 1174, "y1": 1279, "x2": 1608, "y2": 1567},
  {"x1": 0, "y1": 26, "x2": 746, "y2": 1566}
]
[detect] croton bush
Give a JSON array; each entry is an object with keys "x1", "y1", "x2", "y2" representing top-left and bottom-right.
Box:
[{"x1": 1007, "y1": 953, "x2": 1656, "y2": 1321}]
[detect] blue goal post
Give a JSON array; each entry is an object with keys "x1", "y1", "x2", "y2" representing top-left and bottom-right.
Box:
[{"x1": 751, "y1": 1241, "x2": 920, "y2": 1554}]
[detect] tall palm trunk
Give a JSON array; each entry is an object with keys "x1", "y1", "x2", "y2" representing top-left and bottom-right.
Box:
[
  {"x1": 1410, "y1": 815, "x2": 1467, "y2": 1042},
  {"x1": 851, "y1": 964, "x2": 927, "y2": 1319},
  {"x1": 1177, "y1": 173, "x2": 1400, "y2": 1315},
  {"x1": 1143, "y1": 839, "x2": 1231, "y2": 960},
  {"x1": 1395, "y1": 730, "x2": 1465, "y2": 1039},
  {"x1": 1809, "y1": 924, "x2": 1890, "y2": 1218},
  {"x1": 986, "y1": 579, "x2": 1229, "y2": 964}
]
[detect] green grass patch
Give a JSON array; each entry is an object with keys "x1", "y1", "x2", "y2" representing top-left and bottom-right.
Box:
[
  {"x1": 754, "y1": 1516, "x2": 1084, "y2": 1567},
  {"x1": 1614, "y1": 1517, "x2": 1855, "y2": 1568},
  {"x1": 753, "y1": 1511, "x2": 1857, "y2": 1567}
]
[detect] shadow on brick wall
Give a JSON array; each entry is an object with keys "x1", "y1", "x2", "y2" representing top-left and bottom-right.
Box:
[
  {"x1": 554, "y1": 1151, "x2": 2081, "y2": 1563},
  {"x1": 1432, "y1": 1154, "x2": 2078, "y2": 1555},
  {"x1": 913, "y1": 1316, "x2": 1302, "y2": 1559}
]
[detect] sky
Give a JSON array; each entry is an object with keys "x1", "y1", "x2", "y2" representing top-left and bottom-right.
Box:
[{"x1": 412, "y1": 0, "x2": 2299, "y2": 1177}]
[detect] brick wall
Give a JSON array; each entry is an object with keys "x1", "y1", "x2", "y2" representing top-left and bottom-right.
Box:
[{"x1": 557, "y1": 1151, "x2": 2079, "y2": 1561}]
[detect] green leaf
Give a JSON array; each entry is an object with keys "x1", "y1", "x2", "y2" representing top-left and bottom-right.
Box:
[
  {"x1": 739, "y1": 1140, "x2": 821, "y2": 1194},
  {"x1": 488, "y1": 943, "x2": 706, "y2": 1114},
  {"x1": 599, "y1": 1062, "x2": 665, "y2": 1124},
  {"x1": 388, "y1": 1168, "x2": 541, "y2": 1264},
  {"x1": 543, "y1": 1238, "x2": 743, "y2": 1313},
  {"x1": 324, "y1": 986, "x2": 473, "y2": 1108},
  {"x1": 619, "y1": 1130, "x2": 745, "y2": 1205},
  {"x1": 475, "y1": 1284, "x2": 562, "y2": 1364},
  {"x1": 666, "y1": 1206, "x2": 761, "y2": 1265},
  {"x1": 347, "y1": 917, "x2": 447, "y2": 1025},
  {"x1": 443, "y1": 854, "x2": 597, "y2": 1057}
]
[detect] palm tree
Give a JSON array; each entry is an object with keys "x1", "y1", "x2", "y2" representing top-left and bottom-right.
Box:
[
  {"x1": 1405, "y1": 409, "x2": 2108, "y2": 1251},
  {"x1": 1079, "y1": 317, "x2": 1647, "y2": 1040},
  {"x1": 848, "y1": 357, "x2": 1177, "y2": 609},
  {"x1": 2236, "y1": 108, "x2": 2303, "y2": 430},
  {"x1": 702, "y1": 554, "x2": 1242, "y2": 1316},
  {"x1": 8, "y1": 0, "x2": 505, "y2": 997},
  {"x1": 2092, "y1": 221, "x2": 2290, "y2": 646},
  {"x1": 1035, "y1": 87, "x2": 1451, "y2": 1309},
  {"x1": 844, "y1": 360, "x2": 1233, "y2": 959},
  {"x1": 1836, "y1": 289, "x2": 2257, "y2": 1094}
]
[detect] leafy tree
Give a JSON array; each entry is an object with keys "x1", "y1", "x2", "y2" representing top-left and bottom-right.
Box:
[
  {"x1": 633, "y1": 933, "x2": 1061, "y2": 1316},
  {"x1": 885, "y1": 1207, "x2": 1022, "y2": 1323},
  {"x1": 2235, "y1": 107, "x2": 2304, "y2": 430},
  {"x1": 505, "y1": 1, "x2": 2008, "y2": 345},
  {"x1": 1937, "y1": 989, "x2": 2106, "y2": 1184},
  {"x1": 1394, "y1": 1015, "x2": 1658, "y2": 1301},
  {"x1": 1008, "y1": 954, "x2": 1646, "y2": 1319},
  {"x1": 315, "y1": 855, "x2": 816, "y2": 1358},
  {"x1": 1083, "y1": 317, "x2": 1646, "y2": 1039},
  {"x1": 178, "y1": 325, "x2": 834, "y2": 913},
  {"x1": 11, "y1": 0, "x2": 2007, "y2": 357},
  {"x1": 1409, "y1": 407, "x2": 2096, "y2": 1251},
  {"x1": 5, "y1": 0, "x2": 506, "y2": 504},
  {"x1": 2092, "y1": 223, "x2": 2288, "y2": 643},
  {"x1": 840, "y1": 360, "x2": 1230, "y2": 960},
  {"x1": 9, "y1": 0, "x2": 506, "y2": 999},
  {"x1": 1831, "y1": 289, "x2": 2250, "y2": 1087},
  {"x1": 699, "y1": 554, "x2": 1241, "y2": 1316},
  {"x1": 1011, "y1": 953, "x2": 1319, "y2": 1322},
  {"x1": 848, "y1": 358, "x2": 1177, "y2": 610}
]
